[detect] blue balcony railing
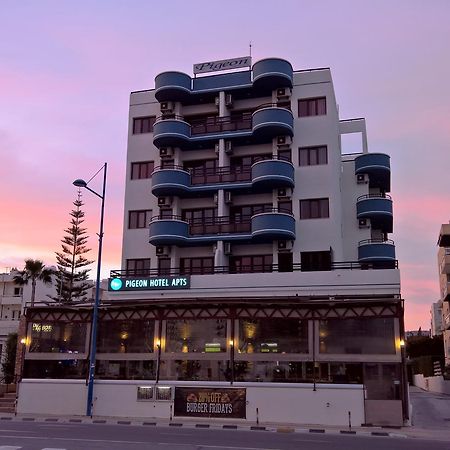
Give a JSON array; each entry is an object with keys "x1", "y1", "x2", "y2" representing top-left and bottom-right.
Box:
[
  {"x1": 252, "y1": 58, "x2": 293, "y2": 89},
  {"x1": 356, "y1": 194, "x2": 393, "y2": 233},
  {"x1": 358, "y1": 239, "x2": 396, "y2": 264},
  {"x1": 355, "y1": 153, "x2": 391, "y2": 192}
]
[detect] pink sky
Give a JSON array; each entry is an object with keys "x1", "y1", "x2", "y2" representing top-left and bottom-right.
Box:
[{"x1": 0, "y1": 1, "x2": 449, "y2": 330}]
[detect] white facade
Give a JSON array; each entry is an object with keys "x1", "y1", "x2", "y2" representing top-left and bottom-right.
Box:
[
  {"x1": 431, "y1": 301, "x2": 443, "y2": 337},
  {"x1": 437, "y1": 224, "x2": 450, "y2": 365}
]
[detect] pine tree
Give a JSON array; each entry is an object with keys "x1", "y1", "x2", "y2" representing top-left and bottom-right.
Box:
[{"x1": 52, "y1": 191, "x2": 93, "y2": 303}]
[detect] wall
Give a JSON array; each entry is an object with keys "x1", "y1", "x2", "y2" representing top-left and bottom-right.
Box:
[
  {"x1": 413, "y1": 374, "x2": 450, "y2": 395},
  {"x1": 17, "y1": 379, "x2": 365, "y2": 426}
]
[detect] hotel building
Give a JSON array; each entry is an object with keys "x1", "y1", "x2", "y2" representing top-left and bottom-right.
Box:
[
  {"x1": 437, "y1": 224, "x2": 450, "y2": 366},
  {"x1": 18, "y1": 57, "x2": 407, "y2": 426}
]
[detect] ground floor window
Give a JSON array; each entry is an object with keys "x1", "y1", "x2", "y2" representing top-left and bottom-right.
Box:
[
  {"x1": 161, "y1": 360, "x2": 230, "y2": 381},
  {"x1": 96, "y1": 360, "x2": 156, "y2": 380},
  {"x1": 23, "y1": 359, "x2": 86, "y2": 379}
]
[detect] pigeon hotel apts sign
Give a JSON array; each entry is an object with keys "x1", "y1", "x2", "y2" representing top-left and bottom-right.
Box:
[
  {"x1": 108, "y1": 276, "x2": 190, "y2": 291},
  {"x1": 193, "y1": 56, "x2": 251, "y2": 74},
  {"x1": 174, "y1": 387, "x2": 246, "y2": 419}
]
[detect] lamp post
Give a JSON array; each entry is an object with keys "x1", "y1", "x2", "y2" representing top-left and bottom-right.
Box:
[{"x1": 73, "y1": 162, "x2": 107, "y2": 417}]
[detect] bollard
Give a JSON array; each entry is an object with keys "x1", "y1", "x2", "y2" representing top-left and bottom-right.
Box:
[
  {"x1": 348, "y1": 411, "x2": 351, "y2": 430},
  {"x1": 256, "y1": 407, "x2": 259, "y2": 425}
]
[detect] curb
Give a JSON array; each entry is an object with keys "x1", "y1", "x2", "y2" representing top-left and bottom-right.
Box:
[{"x1": 0, "y1": 415, "x2": 408, "y2": 438}]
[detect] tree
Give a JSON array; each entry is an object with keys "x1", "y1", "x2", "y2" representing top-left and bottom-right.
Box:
[
  {"x1": 51, "y1": 190, "x2": 93, "y2": 303},
  {"x1": 13, "y1": 259, "x2": 53, "y2": 307},
  {"x1": 1, "y1": 333, "x2": 17, "y2": 383}
]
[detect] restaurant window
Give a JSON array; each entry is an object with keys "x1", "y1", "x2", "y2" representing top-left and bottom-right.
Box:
[
  {"x1": 229, "y1": 255, "x2": 273, "y2": 273},
  {"x1": 131, "y1": 161, "x2": 154, "y2": 179},
  {"x1": 29, "y1": 322, "x2": 87, "y2": 353},
  {"x1": 238, "y1": 318, "x2": 308, "y2": 354},
  {"x1": 319, "y1": 318, "x2": 396, "y2": 355},
  {"x1": 301, "y1": 251, "x2": 332, "y2": 271},
  {"x1": 97, "y1": 319, "x2": 155, "y2": 353},
  {"x1": 165, "y1": 319, "x2": 227, "y2": 353},
  {"x1": 299, "y1": 146, "x2": 328, "y2": 166},
  {"x1": 129, "y1": 210, "x2": 152, "y2": 229},
  {"x1": 96, "y1": 360, "x2": 156, "y2": 380},
  {"x1": 299, "y1": 198, "x2": 329, "y2": 219},
  {"x1": 126, "y1": 258, "x2": 150, "y2": 276},
  {"x1": 133, "y1": 116, "x2": 156, "y2": 134},
  {"x1": 163, "y1": 360, "x2": 229, "y2": 381},
  {"x1": 180, "y1": 257, "x2": 214, "y2": 275},
  {"x1": 298, "y1": 97, "x2": 327, "y2": 117},
  {"x1": 24, "y1": 359, "x2": 87, "y2": 379}
]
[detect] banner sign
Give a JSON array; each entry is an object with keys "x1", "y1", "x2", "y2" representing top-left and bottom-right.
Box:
[
  {"x1": 193, "y1": 56, "x2": 251, "y2": 75},
  {"x1": 174, "y1": 387, "x2": 246, "y2": 418},
  {"x1": 108, "y1": 276, "x2": 190, "y2": 291}
]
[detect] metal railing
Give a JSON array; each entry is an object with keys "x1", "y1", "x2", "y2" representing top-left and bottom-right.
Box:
[
  {"x1": 357, "y1": 193, "x2": 392, "y2": 201},
  {"x1": 358, "y1": 238, "x2": 395, "y2": 246},
  {"x1": 110, "y1": 260, "x2": 399, "y2": 278}
]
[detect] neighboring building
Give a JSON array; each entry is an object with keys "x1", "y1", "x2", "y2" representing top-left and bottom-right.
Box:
[
  {"x1": 405, "y1": 329, "x2": 431, "y2": 340},
  {"x1": 18, "y1": 57, "x2": 407, "y2": 426},
  {"x1": 431, "y1": 301, "x2": 443, "y2": 337},
  {"x1": 437, "y1": 223, "x2": 450, "y2": 366},
  {"x1": 0, "y1": 269, "x2": 56, "y2": 376}
]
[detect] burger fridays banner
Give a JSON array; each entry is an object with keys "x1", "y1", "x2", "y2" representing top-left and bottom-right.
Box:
[{"x1": 174, "y1": 387, "x2": 246, "y2": 418}]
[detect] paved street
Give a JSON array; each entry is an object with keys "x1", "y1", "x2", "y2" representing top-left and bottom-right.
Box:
[
  {"x1": 0, "y1": 421, "x2": 449, "y2": 450},
  {"x1": 410, "y1": 385, "x2": 450, "y2": 430}
]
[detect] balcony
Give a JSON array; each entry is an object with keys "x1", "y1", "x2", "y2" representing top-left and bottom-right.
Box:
[
  {"x1": 356, "y1": 194, "x2": 393, "y2": 233},
  {"x1": 438, "y1": 223, "x2": 450, "y2": 247},
  {"x1": 151, "y1": 159, "x2": 295, "y2": 197},
  {"x1": 252, "y1": 58, "x2": 293, "y2": 89},
  {"x1": 355, "y1": 153, "x2": 391, "y2": 191},
  {"x1": 358, "y1": 239, "x2": 396, "y2": 266},
  {"x1": 440, "y1": 249, "x2": 450, "y2": 274},
  {"x1": 152, "y1": 105, "x2": 294, "y2": 149},
  {"x1": 149, "y1": 209, "x2": 295, "y2": 246},
  {"x1": 155, "y1": 71, "x2": 192, "y2": 102}
]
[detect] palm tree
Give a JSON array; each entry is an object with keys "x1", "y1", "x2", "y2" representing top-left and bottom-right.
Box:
[{"x1": 13, "y1": 259, "x2": 54, "y2": 307}]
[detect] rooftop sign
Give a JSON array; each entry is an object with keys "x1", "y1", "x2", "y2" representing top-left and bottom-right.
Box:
[
  {"x1": 108, "y1": 276, "x2": 190, "y2": 292},
  {"x1": 193, "y1": 56, "x2": 251, "y2": 75}
]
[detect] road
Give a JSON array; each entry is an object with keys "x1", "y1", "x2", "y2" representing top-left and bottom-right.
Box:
[
  {"x1": 0, "y1": 421, "x2": 449, "y2": 450},
  {"x1": 410, "y1": 385, "x2": 450, "y2": 429}
]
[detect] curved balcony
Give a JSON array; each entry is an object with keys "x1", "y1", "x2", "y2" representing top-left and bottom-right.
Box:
[
  {"x1": 252, "y1": 58, "x2": 293, "y2": 89},
  {"x1": 153, "y1": 118, "x2": 191, "y2": 147},
  {"x1": 358, "y1": 239, "x2": 396, "y2": 265},
  {"x1": 356, "y1": 194, "x2": 393, "y2": 233},
  {"x1": 155, "y1": 71, "x2": 192, "y2": 102},
  {"x1": 355, "y1": 153, "x2": 391, "y2": 192},
  {"x1": 148, "y1": 217, "x2": 189, "y2": 246},
  {"x1": 252, "y1": 107, "x2": 294, "y2": 140},
  {"x1": 251, "y1": 210, "x2": 296, "y2": 242},
  {"x1": 251, "y1": 159, "x2": 295, "y2": 190},
  {"x1": 151, "y1": 167, "x2": 191, "y2": 197},
  {"x1": 149, "y1": 210, "x2": 295, "y2": 246}
]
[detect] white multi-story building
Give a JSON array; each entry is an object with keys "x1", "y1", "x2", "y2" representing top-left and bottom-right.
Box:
[
  {"x1": 18, "y1": 57, "x2": 407, "y2": 426},
  {"x1": 431, "y1": 300, "x2": 443, "y2": 337},
  {"x1": 437, "y1": 224, "x2": 450, "y2": 365}
]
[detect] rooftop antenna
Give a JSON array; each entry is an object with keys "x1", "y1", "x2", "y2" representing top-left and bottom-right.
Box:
[{"x1": 249, "y1": 41, "x2": 252, "y2": 57}]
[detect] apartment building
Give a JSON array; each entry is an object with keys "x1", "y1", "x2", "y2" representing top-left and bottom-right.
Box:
[
  {"x1": 437, "y1": 224, "x2": 450, "y2": 365},
  {"x1": 18, "y1": 57, "x2": 406, "y2": 426}
]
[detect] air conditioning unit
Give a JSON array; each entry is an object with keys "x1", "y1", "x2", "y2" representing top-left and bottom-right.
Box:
[
  {"x1": 156, "y1": 246, "x2": 171, "y2": 257},
  {"x1": 215, "y1": 96, "x2": 220, "y2": 107},
  {"x1": 225, "y1": 141, "x2": 233, "y2": 154},
  {"x1": 356, "y1": 173, "x2": 369, "y2": 184},
  {"x1": 224, "y1": 242, "x2": 232, "y2": 255},
  {"x1": 225, "y1": 94, "x2": 233, "y2": 107},
  {"x1": 225, "y1": 191, "x2": 232, "y2": 204},
  {"x1": 160, "y1": 101, "x2": 174, "y2": 113},
  {"x1": 278, "y1": 240, "x2": 293, "y2": 252},
  {"x1": 159, "y1": 147, "x2": 173, "y2": 158},
  {"x1": 358, "y1": 218, "x2": 370, "y2": 229},
  {"x1": 158, "y1": 197, "x2": 172, "y2": 207},
  {"x1": 277, "y1": 136, "x2": 292, "y2": 148},
  {"x1": 215, "y1": 143, "x2": 220, "y2": 154},
  {"x1": 276, "y1": 87, "x2": 291, "y2": 100},
  {"x1": 277, "y1": 188, "x2": 292, "y2": 199}
]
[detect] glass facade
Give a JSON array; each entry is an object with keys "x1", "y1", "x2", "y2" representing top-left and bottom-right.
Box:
[
  {"x1": 165, "y1": 319, "x2": 227, "y2": 353},
  {"x1": 29, "y1": 322, "x2": 87, "y2": 353},
  {"x1": 96, "y1": 360, "x2": 156, "y2": 380},
  {"x1": 319, "y1": 318, "x2": 396, "y2": 354},
  {"x1": 238, "y1": 318, "x2": 308, "y2": 354},
  {"x1": 23, "y1": 359, "x2": 87, "y2": 379},
  {"x1": 162, "y1": 360, "x2": 230, "y2": 381}
]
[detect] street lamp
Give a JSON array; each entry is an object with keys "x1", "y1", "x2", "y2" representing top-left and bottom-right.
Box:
[{"x1": 73, "y1": 162, "x2": 107, "y2": 417}]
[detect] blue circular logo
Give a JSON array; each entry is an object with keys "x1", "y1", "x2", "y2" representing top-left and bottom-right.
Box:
[{"x1": 110, "y1": 278, "x2": 123, "y2": 291}]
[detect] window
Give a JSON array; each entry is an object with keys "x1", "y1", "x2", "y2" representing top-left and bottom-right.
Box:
[
  {"x1": 129, "y1": 210, "x2": 152, "y2": 229},
  {"x1": 13, "y1": 287, "x2": 22, "y2": 296},
  {"x1": 278, "y1": 200, "x2": 292, "y2": 214},
  {"x1": 158, "y1": 258, "x2": 171, "y2": 276},
  {"x1": 96, "y1": 360, "x2": 156, "y2": 380},
  {"x1": 131, "y1": 161, "x2": 154, "y2": 180},
  {"x1": 29, "y1": 322, "x2": 87, "y2": 353},
  {"x1": 126, "y1": 259, "x2": 150, "y2": 276},
  {"x1": 230, "y1": 204, "x2": 272, "y2": 221},
  {"x1": 180, "y1": 257, "x2": 214, "y2": 275},
  {"x1": 301, "y1": 251, "x2": 332, "y2": 272},
  {"x1": 298, "y1": 97, "x2": 327, "y2": 117},
  {"x1": 299, "y1": 146, "x2": 328, "y2": 166},
  {"x1": 300, "y1": 198, "x2": 329, "y2": 219},
  {"x1": 278, "y1": 149, "x2": 292, "y2": 162},
  {"x1": 133, "y1": 116, "x2": 156, "y2": 134},
  {"x1": 229, "y1": 255, "x2": 273, "y2": 273}
]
